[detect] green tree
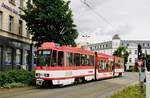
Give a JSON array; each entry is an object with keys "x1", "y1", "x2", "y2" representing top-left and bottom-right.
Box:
[
  {"x1": 113, "y1": 46, "x2": 129, "y2": 68},
  {"x1": 20, "y1": 0, "x2": 78, "y2": 47}
]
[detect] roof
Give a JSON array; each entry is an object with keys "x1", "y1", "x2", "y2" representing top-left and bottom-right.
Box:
[{"x1": 112, "y1": 34, "x2": 120, "y2": 40}]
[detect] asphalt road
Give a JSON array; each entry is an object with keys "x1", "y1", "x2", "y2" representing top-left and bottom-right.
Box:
[{"x1": 0, "y1": 72, "x2": 139, "y2": 98}]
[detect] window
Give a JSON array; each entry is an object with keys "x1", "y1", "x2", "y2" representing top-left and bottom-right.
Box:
[
  {"x1": 90, "y1": 47, "x2": 92, "y2": 50},
  {"x1": 129, "y1": 58, "x2": 132, "y2": 63},
  {"x1": 89, "y1": 55, "x2": 94, "y2": 66},
  {"x1": 135, "y1": 58, "x2": 137, "y2": 62},
  {"x1": 0, "y1": 12, "x2": 2, "y2": 29},
  {"x1": 20, "y1": 0, "x2": 23, "y2": 8},
  {"x1": 4, "y1": 48, "x2": 13, "y2": 70},
  {"x1": 9, "y1": 16, "x2": 14, "y2": 32},
  {"x1": 16, "y1": 49, "x2": 22, "y2": 65},
  {"x1": 145, "y1": 50, "x2": 147, "y2": 54},
  {"x1": 129, "y1": 50, "x2": 132, "y2": 54},
  {"x1": 24, "y1": 50, "x2": 29, "y2": 65},
  {"x1": 99, "y1": 60, "x2": 107, "y2": 70},
  {"x1": 51, "y1": 50, "x2": 57, "y2": 66},
  {"x1": 58, "y1": 51, "x2": 64, "y2": 66},
  {"x1": 106, "y1": 44, "x2": 108, "y2": 48},
  {"x1": 135, "y1": 50, "x2": 137, "y2": 54},
  {"x1": 81, "y1": 54, "x2": 90, "y2": 66},
  {"x1": 9, "y1": 0, "x2": 16, "y2": 5},
  {"x1": 26, "y1": 30, "x2": 30, "y2": 37},
  {"x1": 37, "y1": 50, "x2": 51, "y2": 66},
  {"x1": 66, "y1": 52, "x2": 73, "y2": 66},
  {"x1": 74, "y1": 53, "x2": 80, "y2": 66},
  {"x1": 19, "y1": 20, "x2": 23, "y2": 35}
]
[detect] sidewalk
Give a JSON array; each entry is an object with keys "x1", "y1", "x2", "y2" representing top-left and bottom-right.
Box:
[{"x1": 0, "y1": 86, "x2": 35, "y2": 98}]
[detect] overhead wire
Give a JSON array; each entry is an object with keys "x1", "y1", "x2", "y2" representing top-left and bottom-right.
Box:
[{"x1": 80, "y1": 0, "x2": 121, "y2": 33}]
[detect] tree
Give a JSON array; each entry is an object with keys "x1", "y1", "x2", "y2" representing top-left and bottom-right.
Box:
[
  {"x1": 113, "y1": 46, "x2": 129, "y2": 65},
  {"x1": 20, "y1": 0, "x2": 78, "y2": 47}
]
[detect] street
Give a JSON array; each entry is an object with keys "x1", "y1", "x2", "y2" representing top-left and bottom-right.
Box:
[{"x1": 0, "y1": 72, "x2": 138, "y2": 98}]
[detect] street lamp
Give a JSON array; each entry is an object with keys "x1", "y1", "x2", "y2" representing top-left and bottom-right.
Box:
[
  {"x1": 82, "y1": 35, "x2": 91, "y2": 44},
  {"x1": 121, "y1": 51, "x2": 126, "y2": 71}
]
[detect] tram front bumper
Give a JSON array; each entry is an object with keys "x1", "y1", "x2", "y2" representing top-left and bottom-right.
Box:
[{"x1": 36, "y1": 79, "x2": 44, "y2": 86}]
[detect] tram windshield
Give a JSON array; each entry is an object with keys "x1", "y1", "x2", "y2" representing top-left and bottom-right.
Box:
[{"x1": 37, "y1": 50, "x2": 51, "y2": 66}]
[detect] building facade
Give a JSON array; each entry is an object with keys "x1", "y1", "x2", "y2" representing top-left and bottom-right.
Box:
[
  {"x1": 82, "y1": 34, "x2": 150, "y2": 70},
  {"x1": 0, "y1": 0, "x2": 32, "y2": 71}
]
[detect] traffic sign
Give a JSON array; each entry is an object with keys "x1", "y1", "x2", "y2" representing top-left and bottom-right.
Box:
[{"x1": 138, "y1": 60, "x2": 143, "y2": 67}]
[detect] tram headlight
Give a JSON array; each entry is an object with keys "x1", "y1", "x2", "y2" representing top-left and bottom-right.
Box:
[
  {"x1": 44, "y1": 73, "x2": 49, "y2": 77},
  {"x1": 35, "y1": 73, "x2": 40, "y2": 77}
]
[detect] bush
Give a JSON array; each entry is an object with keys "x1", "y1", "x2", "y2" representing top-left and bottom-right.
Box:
[
  {"x1": 3, "y1": 82, "x2": 25, "y2": 88},
  {"x1": 0, "y1": 70, "x2": 35, "y2": 88}
]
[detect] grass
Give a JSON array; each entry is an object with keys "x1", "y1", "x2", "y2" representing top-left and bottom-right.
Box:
[{"x1": 108, "y1": 84, "x2": 145, "y2": 98}]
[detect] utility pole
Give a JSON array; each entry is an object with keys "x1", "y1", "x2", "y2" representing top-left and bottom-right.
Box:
[
  {"x1": 137, "y1": 44, "x2": 144, "y2": 93},
  {"x1": 145, "y1": 54, "x2": 150, "y2": 98},
  {"x1": 146, "y1": 70, "x2": 150, "y2": 98}
]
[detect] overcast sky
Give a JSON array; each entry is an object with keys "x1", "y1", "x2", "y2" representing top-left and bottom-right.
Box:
[{"x1": 70, "y1": 0, "x2": 150, "y2": 44}]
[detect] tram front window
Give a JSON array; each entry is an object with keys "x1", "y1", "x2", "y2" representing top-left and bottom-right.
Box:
[{"x1": 37, "y1": 50, "x2": 51, "y2": 66}]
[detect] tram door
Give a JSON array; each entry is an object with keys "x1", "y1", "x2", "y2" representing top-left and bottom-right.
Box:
[
  {"x1": 51, "y1": 50, "x2": 64, "y2": 67},
  {"x1": 58, "y1": 51, "x2": 64, "y2": 66}
]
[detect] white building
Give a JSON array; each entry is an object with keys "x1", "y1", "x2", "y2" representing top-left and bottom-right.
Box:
[{"x1": 82, "y1": 34, "x2": 150, "y2": 70}]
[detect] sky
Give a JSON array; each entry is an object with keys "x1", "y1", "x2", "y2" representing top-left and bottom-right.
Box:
[{"x1": 70, "y1": 0, "x2": 150, "y2": 44}]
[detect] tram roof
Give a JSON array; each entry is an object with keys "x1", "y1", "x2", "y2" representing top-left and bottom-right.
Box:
[{"x1": 37, "y1": 42, "x2": 95, "y2": 55}]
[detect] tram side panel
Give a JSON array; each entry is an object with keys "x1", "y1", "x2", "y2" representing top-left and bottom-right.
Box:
[
  {"x1": 113, "y1": 56, "x2": 124, "y2": 76},
  {"x1": 95, "y1": 53, "x2": 114, "y2": 80},
  {"x1": 35, "y1": 42, "x2": 124, "y2": 87},
  {"x1": 35, "y1": 43, "x2": 96, "y2": 86}
]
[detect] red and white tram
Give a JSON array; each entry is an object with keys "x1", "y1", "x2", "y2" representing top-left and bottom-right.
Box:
[
  {"x1": 113, "y1": 56, "x2": 124, "y2": 76},
  {"x1": 35, "y1": 42, "x2": 124, "y2": 86}
]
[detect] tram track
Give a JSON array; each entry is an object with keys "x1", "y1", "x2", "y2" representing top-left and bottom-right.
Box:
[{"x1": 0, "y1": 72, "x2": 138, "y2": 98}]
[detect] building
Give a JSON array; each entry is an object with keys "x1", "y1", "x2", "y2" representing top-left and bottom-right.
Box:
[
  {"x1": 82, "y1": 34, "x2": 150, "y2": 70},
  {"x1": 0, "y1": 0, "x2": 32, "y2": 71}
]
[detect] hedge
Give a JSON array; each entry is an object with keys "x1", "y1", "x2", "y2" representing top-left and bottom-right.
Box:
[{"x1": 0, "y1": 69, "x2": 35, "y2": 88}]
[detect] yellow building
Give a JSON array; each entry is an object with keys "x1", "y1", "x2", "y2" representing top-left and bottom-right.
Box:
[{"x1": 0, "y1": 0, "x2": 32, "y2": 71}]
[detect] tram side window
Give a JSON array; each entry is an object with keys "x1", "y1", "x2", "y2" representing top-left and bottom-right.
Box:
[
  {"x1": 58, "y1": 51, "x2": 64, "y2": 66},
  {"x1": 86, "y1": 55, "x2": 90, "y2": 66},
  {"x1": 105, "y1": 61, "x2": 109, "y2": 70},
  {"x1": 108, "y1": 61, "x2": 113, "y2": 70},
  {"x1": 89, "y1": 55, "x2": 94, "y2": 66},
  {"x1": 81, "y1": 54, "x2": 90, "y2": 66},
  {"x1": 99, "y1": 60, "x2": 103, "y2": 70},
  {"x1": 66, "y1": 52, "x2": 73, "y2": 66},
  {"x1": 100, "y1": 60, "x2": 107, "y2": 70},
  {"x1": 74, "y1": 53, "x2": 80, "y2": 66},
  {"x1": 98, "y1": 60, "x2": 102, "y2": 70},
  {"x1": 117, "y1": 60, "x2": 121, "y2": 67},
  {"x1": 51, "y1": 50, "x2": 57, "y2": 66},
  {"x1": 81, "y1": 54, "x2": 86, "y2": 66}
]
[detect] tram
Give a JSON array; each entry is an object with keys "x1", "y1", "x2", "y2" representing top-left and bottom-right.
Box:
[{"x1": 35, "y1": 42, "x2": 124, "y2": 86}]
